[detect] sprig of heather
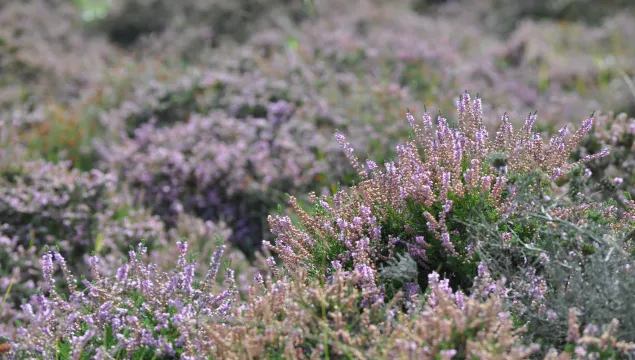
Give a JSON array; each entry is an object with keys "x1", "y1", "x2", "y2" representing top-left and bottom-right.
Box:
[{"x1": 266, "y1": 92, "x2": 610, "y2": 301}]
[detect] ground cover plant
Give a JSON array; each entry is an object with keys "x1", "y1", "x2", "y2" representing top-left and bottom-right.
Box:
[
  {"x1": 2, "y1": 0, "x2": 635, "y2": 359},
  {"x1": 2, "y1": 93, "x2": 635, "y2": 359}
]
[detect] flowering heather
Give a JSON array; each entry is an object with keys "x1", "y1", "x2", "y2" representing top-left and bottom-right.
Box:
[
  {"x1": 148, "y1": 213, "x2": 262, "y2": 298},
  {"x1": 106, "y1": 110, "x2": 321, "y2": 253},
  {"x1": 0, "y1": 159, "x2": 173, "y2": 316},
  {"x1": 266, "y1": 92, "x2": 609, "y2": 296},
  {"x1": 469, "y1": 190, "x2": 635, "y2": 353},
  {"x1": 280, "y1": 1, "x2": 635, "y2": 127},
  {"x1": 6, "y1": 241, "x2": 238, "y2": 359},
  {"x1": 496, "y1": 14, "x2": 635, "y2": 111},
  {"x1": 5, "y1": 241, "x2": 634, "y2": 359}
]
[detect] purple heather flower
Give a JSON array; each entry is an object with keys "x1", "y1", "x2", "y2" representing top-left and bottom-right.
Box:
[
  {"x1": 583, "y1": 324, "x2": 599, "y2": 336},
  {"x1": 205, "y1": 244, "x2": 225, "y2": 285},
  {"x1": 406, "y1": 283, "x2": 420, "y2": 299},
  {"x1": 116, "y1": 264, "x2": 128, "y2": 282},
  {"x1": 551, "y1": 167, "x2": 563, "y2": 180},
  {"x1": 41, "y1": 253, "x2": 55, "y2": 285},
  {"x1": 473, "y1": 96, "x2": 482, "y2": 116},
  {"x1": 406, "y1": 112, "x2": 416, "y2": 127},
  {"x1": 428, "y1": 272, "x2": 440, "y2": 284},
  {"x1": 331, "y1": 260, "x2": 342, "y2": 271},
  {"x1": 441, "y1": 232, "x2": 452, "y2": 250},
  {"x1": 454, "y1": 290, "x2": 465, "y2": 310},
  {"x1": 524, "y1": 113, "x2": 536, "y2": 131},
  {"x1": 581, "y1": 117, "x2": 594, "y2": 134},
  {"x1": 614, "y1": 177, "x2": 624, "y2": 185},
  {"x1": 575, "y1": 346, "x2": 587, "y2": 357},
  {"x1": 366, "y1": 159, "x2": 378, "y2": 172},
  {"x1": 443, "y1": 200, "x2": 453, "y2": 213},
  {"x1": 440, "y1": 349, "x2": 457, "y2": 359},
  {"x1": 558, "y1": 125, "x2": 568, "y2": 138},
  {"x1": 477, "y1": 262, "x2": 490, "y2": 278}
]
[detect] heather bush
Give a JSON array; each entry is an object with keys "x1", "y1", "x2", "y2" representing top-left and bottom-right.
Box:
[
  {"x1": 13, "y1": 57, "x2": 197, "y2": 170},
  {"x1": 148, "y1": 213, "x2": 263, "y2": 298},
  {"x1": 266, "y1": 93, "x2": 609, "y2": 296},
  {"x1": 0, "y1": 158, "x2": 112, "y2": 326},
  {"x1": 6, "y1": 241, "x2": 238, "y2": 359},
  {"x1": 0, "y1": 159, "x2": 116, "y2": 259}
]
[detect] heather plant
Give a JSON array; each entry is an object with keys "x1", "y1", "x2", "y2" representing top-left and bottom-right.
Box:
[
  {"x1": 148, "y1": 213, "x2": 264, "y2": 298},
  {"x1": 486, "y1": 14, "x2": 635, "y2": 119},
  {"x1": 265, "y1": 92, "x2": 609, "y2": 301},
  {"x1": 0, "y1": 158, "x2": 113, "y2": 328},
  {"x1": 0, "y1": 239, "x2": 540, "y2": 358},
  {"x1": 106, "y1": 110, "x2": 315, "y2": 253},
  {"x1": 12, "y1": 57, "x2": 199, "y2": 170}
]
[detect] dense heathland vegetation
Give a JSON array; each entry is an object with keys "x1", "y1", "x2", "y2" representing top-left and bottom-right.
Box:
[{"x1": 1, "y1": 0, "x2": 635, "y2": 358}]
